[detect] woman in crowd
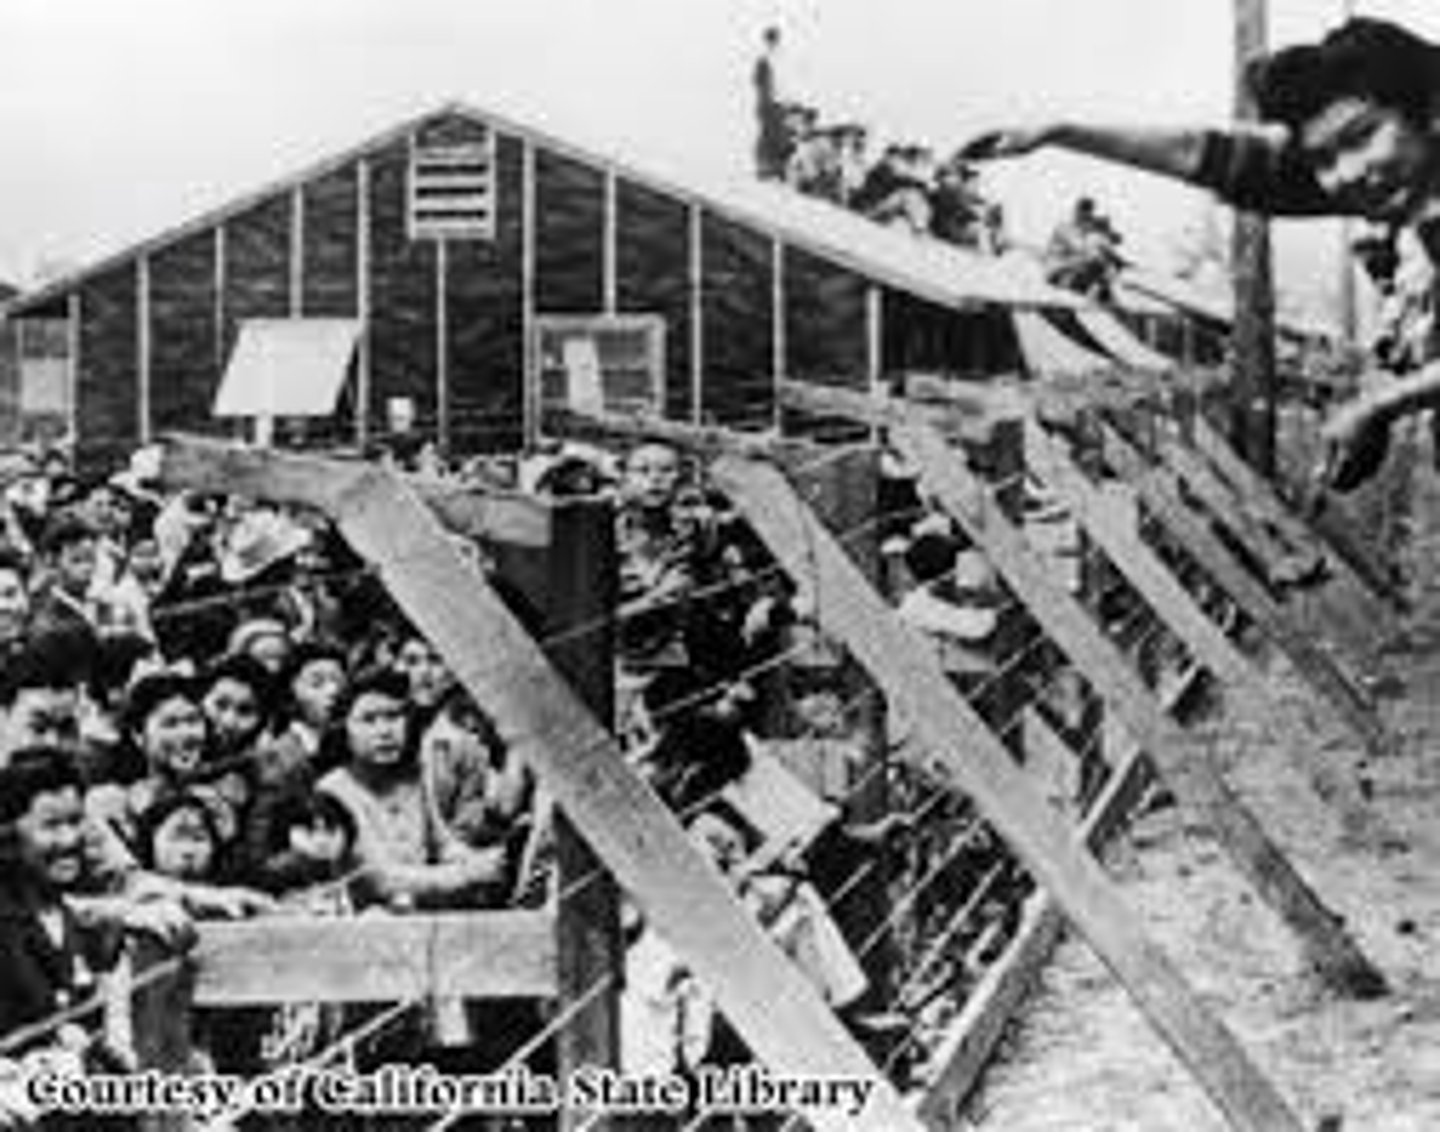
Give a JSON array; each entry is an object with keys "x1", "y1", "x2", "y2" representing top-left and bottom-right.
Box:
[{"x1": 315, "y1": 667, "x2": 508, "y2": 911}]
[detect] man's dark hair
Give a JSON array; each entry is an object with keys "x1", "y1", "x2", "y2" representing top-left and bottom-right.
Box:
[
  {"x1": 0, "y1": 746, "x2": 83, "y2": 826},
  {"x1": 1251, "y1": 17, "x2": 1440, "y2": 129},
  {"x1": 39, "y1": 510, "x2": 97, "y2": 559},
  {"x1": 0, "y1": 632, "x2": 90, "y2": 707},
  {"x1": 0, "y1": 547, "x2": 30, "y2": 583},
  {"x1": 198, "y1": 652, "x2": 279, "y2": 722}
]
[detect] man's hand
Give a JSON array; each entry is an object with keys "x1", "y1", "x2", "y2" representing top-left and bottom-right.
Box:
[
  {"x1": 184, "y1": 886, "x2": 278, "y2": 921},
  {"x1": 957, "y1": 125, "x2": 1056, "y2": 162},
  {"x1": 1319, "y1": 394, "x2": 1394, "y2": 492}
]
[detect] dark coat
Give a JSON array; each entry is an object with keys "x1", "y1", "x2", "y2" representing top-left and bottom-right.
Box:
[{"x1": 0, "y1": 880, "x2": 110, "y2": 1053}]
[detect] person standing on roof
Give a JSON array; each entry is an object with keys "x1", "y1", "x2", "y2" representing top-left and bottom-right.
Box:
[
  {"x1": 1044, "y1": 197, "x2": 1125, "y2": 302},
  {"x1": 959, "y1": 16, "x2": 1440, "y2": 491},
  {"x1": 753, "y1": 26, "x2": 790, "y2": 181}
]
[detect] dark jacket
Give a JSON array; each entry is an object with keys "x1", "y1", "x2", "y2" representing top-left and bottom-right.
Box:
[{"x1": 0, "y1": 879, "x2": 115, "y2": 1054}]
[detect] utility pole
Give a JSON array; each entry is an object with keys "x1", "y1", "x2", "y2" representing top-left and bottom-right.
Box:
[
  {"x1": 1232, "y1": 0, "x2": 1277, "y2": 475},
  {"x1": 1338, "y1": 0, "x2": 1359, "y2": 347}
]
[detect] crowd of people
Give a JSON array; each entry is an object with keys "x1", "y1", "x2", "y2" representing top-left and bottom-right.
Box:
[
  {"x1": 751, "y1": 26, "x2": 1009, "y2": 250},
  {"x1": 752, "y1": 25, "x2": 1139, "y2": 305},
  {"x1": 0, "y1": 441, "x2": 561, "y2": 1115},
  {"x1": 0, "y1": 423, "x2": 1039, "y2": 1126}
]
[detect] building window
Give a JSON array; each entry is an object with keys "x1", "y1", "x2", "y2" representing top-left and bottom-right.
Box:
[
  {"x1": 408, "y1": 117, "x2": 496, "y2": 241},
  {"x1": 16, "y1": 318, "x2": 71, "y2": 439},
  {"x1": 534, "y1": 314, "x2": 665, "y2": 430}
]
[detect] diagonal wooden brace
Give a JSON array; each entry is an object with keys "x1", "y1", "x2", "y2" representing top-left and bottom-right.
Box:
[{"x1": 713, "y1": 453, "x2": 1305, "y2": 1132}]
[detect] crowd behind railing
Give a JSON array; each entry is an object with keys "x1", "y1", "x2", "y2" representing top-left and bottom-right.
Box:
[{"x1": 0, "y1": 421, "x2": 1056, "y2": 1128}]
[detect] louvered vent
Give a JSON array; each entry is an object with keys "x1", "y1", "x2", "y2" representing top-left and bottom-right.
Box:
[{"x1": 408, "y1": 117, "x2": 496, "y2": 241}]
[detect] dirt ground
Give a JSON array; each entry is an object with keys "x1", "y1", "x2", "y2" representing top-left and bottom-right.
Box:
[{"x1": 966, "y1": 450, "x2": 1440, "y2": 1131}]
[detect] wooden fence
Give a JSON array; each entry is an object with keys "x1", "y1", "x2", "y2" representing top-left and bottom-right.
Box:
[{"x1": 87, "y1": 363, "x2": 1410, "y2": 1132}]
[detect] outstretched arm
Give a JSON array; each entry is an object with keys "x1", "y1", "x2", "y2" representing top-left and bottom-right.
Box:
[
  {"x1": 960, "y1": 122, "x2": 1212, "y2": 184},
  {"x1": 959, "y1": 120, "x2": 1335, "y2": 216}
]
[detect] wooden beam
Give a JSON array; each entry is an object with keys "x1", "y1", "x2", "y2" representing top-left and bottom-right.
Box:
[
  {"x1": 778, "y1": 378, "x2": 998, "y2": 446},
  {"x1": 1149, "y1": 423, "x2": 1315, "y2": 588},
  {"x1": 550, "y1": 406, "x2": 794, "y2": 461},
  {"x1": 545, "y1": 500, "x2": 622, "y2": 1127},
  {"x1": 130, "y1": 939, "x2": 194, "y2": 1132},
  {"x1": 1099, "y1": 421, "x2": 1398, "y2": 761},
  {"x1": 162, "y1": 438, "x2": 917, "y2": 1132},
  {"x1": 1022, "y1": 416, "x2": 1401, "y2": 854},
  {"x1": 602, "y1": 169, "x2": 617, "y2": 315},
  {"x1": 1189, "y1": 415, "x2": 1404, "y2": 613},
  {"x1": 865, "y1": 285, "x2": 883, "y2": 400},
  {"x1": 918, "y1": 722, "x2": 1153, "y2": 1129},
  {"x1": 137, "y1": 255, "x2": 152, "y2": 444},
  {"x1": 66, "y1": 292, "x2": 80, "y2": 442},
  {"x1": 689, "y1": 204, "x2": 703, "y2": 425},
  {"x1": 213, "y1": 225, "x2": 227, "y2": 383},
  {"x1": 160, "y1": 435, "x2": 552, "y2": 548},
  {"x1": 1023, "y1": 418, "x2": 1256, "y2": 690},
  {"x1": 771, "y1": 238, "x2": 785, "y2": 401},
  {"x1": 436, "y1": 238, "x2": 450, "y2": 446},
  {"x1": 289, "y1": 185, "x2": 304, "y2": 318},
  {"x1": 356, "y1": 158, "x2": 372, "y2": 448},
  {"x1": 895, "y1": 422, "x2": 1384, "y2": 998},
  {"x1": 712, "y1": 454, "x2": 1304, "y2": 1132},
  {"x1": 521, "y1": 140, "x2": 538, "y2": 446},
  {"x1": 1231, "y1": 0, "x2": 1278, "y2": 475},
  {"x1": 193, "y1": 911, "x2": 557, "y2": 1005},
  {"x1": 1149, "y1": 413, "x2": 1396, "y2": 671}
]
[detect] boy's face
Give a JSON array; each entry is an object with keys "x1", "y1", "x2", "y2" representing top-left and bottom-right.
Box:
[
  {"x1": 2, "y1": 686, "x2": 80, "y2": 759},
  {"x1": 623, "y1": 445, "x2": 682, "y2": 510},
  {"x1": 15, "y1": 785, "x2": 86, "y2": 891},
  {"x1": 1299, "y1": 95, "x2": 1438, "y2": 222},
  {"x1": 55, "y1": 537, "x2": 98, "y2": 595},
  {"x1": 292, "y1": 658, "x2": 345, "y2": 729},
  {"x1": 89, "y1": 488, "x2": 130, "y2": 537}
]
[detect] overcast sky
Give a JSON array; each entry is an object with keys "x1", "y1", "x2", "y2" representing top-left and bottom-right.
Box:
[{"x1": 3, "y1": 0, "x2": 1439, "y2": 316}]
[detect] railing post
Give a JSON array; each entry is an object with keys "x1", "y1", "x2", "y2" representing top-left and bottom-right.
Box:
[
  {"x1": 545, "y1": 497, "x2": 622, "y2": 1128},
  {"x1": 781, "y1": 445, "x2": 895, "y2": 1000},
  {"x1": 130, "y1": 938, "x2": 195, "y2": 1132}
]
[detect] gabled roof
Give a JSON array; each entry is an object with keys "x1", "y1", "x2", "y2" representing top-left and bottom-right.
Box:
[{"x1": 9, "y1": 101, "x2": 1083, "y2": 318}]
